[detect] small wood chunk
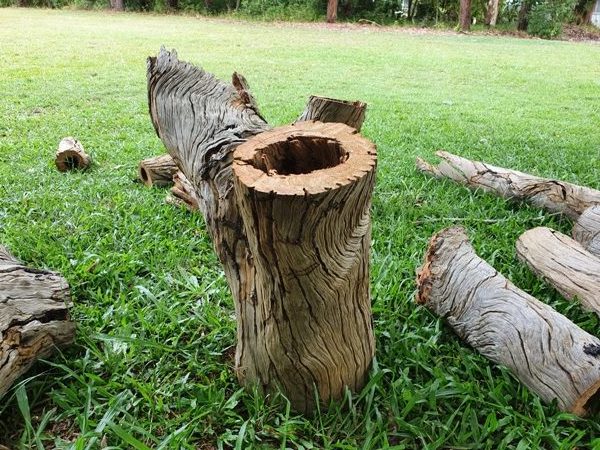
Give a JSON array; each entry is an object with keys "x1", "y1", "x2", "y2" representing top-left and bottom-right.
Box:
[
  {"x1": 516, "y1": 227, "x2": 600, "y2": 317},
  {"x1": 416, "y1": 226, "x2": 600, "y2": 417},
  {"x1": 573, "y1": 205, "x2": 600, "y2": 257},
  {"x1": 139, "y1": 154, "x2": 178, "y2": 187},
  {"x1": 167, "y1": 170, "x2": 199, "y2": 211},
  {"x1": 55, "y1": 137, "x2": 91, "y2": 172},
  {"x1": 296, "y1": 95, "x2": 367, "y2": 131}
]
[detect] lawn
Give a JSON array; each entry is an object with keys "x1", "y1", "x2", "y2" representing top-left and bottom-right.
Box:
[{"x1": 0, "y1": 7, "x2": 599, "y2": 449}]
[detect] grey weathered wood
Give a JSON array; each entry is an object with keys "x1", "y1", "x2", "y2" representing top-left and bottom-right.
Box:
[
  {"x1": 55, "y1": 137, "x2": 91, "y2": 172},
  {"x1": 139, "y1": 154, "x2": 178, "y2": 187},
  {"x1": 166, "y1": 170, "x2": 199, "y2": 211},
  {"x1": 573, "y1": 205, "x2": 600, "y2": 257},
  {"x1": 516, "y1": 227, "x2": 600, "y2": 318},
  {"x1": 147, "y1": 48, "x2": 373, "y2": 413},
  {"x1": 0, "y1": 246, "x2": 75, "y2": 399},
  {"x1": 233, "y1": 121, "x2": 377, "y2": 413},
  {"x1": 296, "y1": 96, "x2": 367, "y2": 131},
  {"x1": 416, "y1": 227, "x2": 600, "y2": 417},
  {"x1": 416, "y1": 151, "x2": 600, "y2": 220}
]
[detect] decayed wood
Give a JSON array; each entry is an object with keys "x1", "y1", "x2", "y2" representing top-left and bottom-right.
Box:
[
  {"x1": 139, "y1": 154, "x2": 178, "y2": 187},
  {"x1": 416, "y1": 151, "x2": 600, "y2": 220},
  {"x1": 516, "y1": 227, "x2": 600, "y2": 318},
  {"x1": 573, "y1": 205, "x2": 600, "y2": 257},
  {"x1": 0, "y1": 246, "x2": 75, "y2": 399},
  {"x1": 296, "y1": 96, "x2": 367, "y2": 131},
  {"x1": 416, "y1": 227, "x2": 600, "y2": 417},
  {"x1": 166, "y1": 170, "x2": 200, "y2": 211},
  {"x1": 233, "y1": 121, "x2": 377, "y2": 413},
  {"x1": 147, "y1": 48, "x2": 374, "y2": 413},
  {"x1": 55, "y1": 137, "x2": 91, "y2": 172}
]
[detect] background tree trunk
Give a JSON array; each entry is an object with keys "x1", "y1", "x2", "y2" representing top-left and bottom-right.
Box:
[
  {"x1": 485, "y1": 0, "x2": 499, "y2": 26},
  {"x1": 517, "y1": 0, "x2": 531, "y2": 31},
  {"x1": 327, "y1": 0, "x2": 338, "y2": 23},
  {"x1": 416, "y1": 227, "x2": 600, "y2": 417},
  {"x1": 113, "y1": 0, "x2": 124, "y2": 10},
  {"x1": 459, "y1": 0, "x2": 472, "y2": 31}
]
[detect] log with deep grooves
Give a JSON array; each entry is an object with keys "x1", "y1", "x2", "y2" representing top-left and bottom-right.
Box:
[
  {"x1": 296, "y1": 96, "x2": 367, "y2": 131},
  {"x1": 0, "y1": 246, "x2": 75, "y2": 399},
  {"x1": 139, "y1": 154, "x2": 178, "y2": 187},
  {"x1": 233, "y1": 121, "x2": 377, "y2": 413},
  {"x1": 416, "y1": 151, "x2": 600, "y2": 220},
  {"x1": 573, "y1": 205, "x2": 600, "y2": 257},
  {"x1": 516, "y1": 227, "x2": 600, "y2": 318},
  {"x1": 55, "y1": 137, "x2": 91, "y2": 172},
  {"x1": 416, "y1": 227, "x2": 600, "y2": 417}
]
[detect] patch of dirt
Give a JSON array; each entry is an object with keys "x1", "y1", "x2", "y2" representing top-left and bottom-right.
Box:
[{"x1": 562, "y1": 24, "x2": 600, "y2": 41}]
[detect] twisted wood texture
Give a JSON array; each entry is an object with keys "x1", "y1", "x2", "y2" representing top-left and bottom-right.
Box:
[
  {"x1": 0, "y1": 246, "x2": 75, "y2": 399},
  {"x1": 416, "y1": 151, "x2": 600, "y2": 220},
  {"x1": 416, "y1": 227, "x2": 600, "y2": 417},
  {"x1": 573, "y1": 205, "x2": 600, "y2": 257}
]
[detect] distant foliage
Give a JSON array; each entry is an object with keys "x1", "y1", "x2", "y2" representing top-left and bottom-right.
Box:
[{"x1": 527, "y1": 0, "x2": 576, "y2": 38}]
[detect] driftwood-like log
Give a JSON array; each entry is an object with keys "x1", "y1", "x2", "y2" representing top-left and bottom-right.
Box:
[
  {"x1": 416, "y1": 227, "x2": 600, "y2": 417},
  {"x1": 55, "y1": 137, "x2": 91, "y2": 172},
  {"x1": 232, "y1": 121, "x2": 376, "y2": 413},
  {"x1": 516, "y1": 227, "x2": 600, "y2": 318},
  {"x1": 148, "y1": 48, "x2": 374, "y2": 413},
  {"x1": 166, "y1": 170, "x2": 199, "y2": 211},
  {"x1": 139, "y1": 154, "x2": 178, "y2": 187},
  {"x1": 416, "y1": 151, "x2": 600, "y2": 220},
  {"x1": 573, "y1": 205, "x2": 600, "y2": 257},
  {"x1": 0, "y1": 246, "x2": 75, "y2": 399},
  {"x1": 296, "y1": 96, "x2": 366, "y2": 131}
]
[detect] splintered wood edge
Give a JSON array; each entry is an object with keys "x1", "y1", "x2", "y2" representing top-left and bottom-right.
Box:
[
  {"x1": 233, "y1": 121, "x2": 376, "y2": 197},
  {"x1": 572, "y1": 378, "x2": 600, "y2": 416}
]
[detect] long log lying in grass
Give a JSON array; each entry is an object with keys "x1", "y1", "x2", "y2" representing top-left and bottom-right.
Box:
[
  {"x1": 516, "y1": 227, "x2": 600, "y2": 318},
  {"x1": 139, "y1": 154, "x2": 178, "y2": 187},
  {"x1": 416, "y1": 227, "x2": 600, "y2": 417},
  {"x1": 0, "y1": 246, "x2": 75, "y2": 399},
  {"x1": 147, "y1": 48, "x2": 375, "y2": 413},
  {"x1": 573, "y1": 205, "x2": 600, "y2": 257},
  {"x1": 416, "y1": 151, "x2": 600, "y2": 220}
]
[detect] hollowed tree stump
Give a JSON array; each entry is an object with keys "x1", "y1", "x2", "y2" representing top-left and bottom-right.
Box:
[
  {"x1": 233, "y1": 121, "x2": 377, "y2": 413},
  {"x1": 55, "y1": 137, "x2": 91, "y2": 172}
]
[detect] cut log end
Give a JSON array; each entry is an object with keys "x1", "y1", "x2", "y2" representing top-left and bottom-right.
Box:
[
  {"x1": 139, "y1": 154, "x2": 178, "y2": 187},
  {"x1": 55, "y1": 137, "x2": 91, "y2": 172},
  {"x1": 573, "y1": 378, "x2": 600, "y2": 417}
]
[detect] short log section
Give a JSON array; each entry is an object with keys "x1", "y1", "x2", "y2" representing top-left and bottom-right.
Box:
[
  {"x1": 0, "y1": 246, "x2": 75, "y2": 399},
  {"x1": 233, "y1": 121, "x2": 377, "y2": 413},
  {"x1": 296, "y1": 96, "x2": 367, "y2": 131},
  {"x1": 416, "y1": 227, "x2": 600, "y2": 417},
  {"x1": 55, "y1": 137, "x2": 91, "y2": 172},
  {"x1": 573, "y1": 205, "x2": 600, "y2": 257},
  {"x1": 516, "y1": 227, "x2": 600, "y2": 318},
  {"x1": 139, "y1": 154, "x2": 178, "y2": 187},
  {"x1": 416, "y1": 151, "x2": 600, "y2": 220}
]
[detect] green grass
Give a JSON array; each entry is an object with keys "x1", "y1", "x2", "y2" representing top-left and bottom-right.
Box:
[{"x1": 1, "y1": 7, "x2": 600, "y2": 449}]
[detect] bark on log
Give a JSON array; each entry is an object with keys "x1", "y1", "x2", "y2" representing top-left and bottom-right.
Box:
[
  {"x1": 296, "y1": 96, "x2": 367, "y2": 132},
  {"x1": 233, "y1": 121, "x2": 376, "y2": 413},
  {"x1": 147, "y1": 48, "x2": 374, "y2": 413},
  {"x1": 0, "y1": 246, "x2": 75, "y2": 399},
  {"x1": 55, "y1": 137, "x2": 91, "y2": 172},
  {"x1": 139, "y1": 154, "x2": 178, "y2": 187},
  {"x1": 166, "y1": 170, "x2": 200, "y2": 211},
  {"x1": 416, "y1": 151, "x2": 600, "y2": 220},
  {"x1": 416, "y1": 227, "x2": 600, "y2": 417},
  {"x1": 516, "y1": 227, "x2": 600, "y2": 318},
  {"x1": 573, "y1": 205, "x2": 600, "y2": 257}
]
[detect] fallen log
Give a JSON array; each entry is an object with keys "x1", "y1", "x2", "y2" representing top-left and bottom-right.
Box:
[
  {"x1": 516, "y1": 227, "x2": 600, "y2": 318},
  {"x1": 416, "y1": 226, "x2": 600, "y2": 417},
  {"x1": 573, "y1": 205, "x2": 600, "y2": 257},
  {"x1": 55, "y1": 137, "x2": 91, "y2": 172},
  {"x1": 139, "y1": 154, "x2": 178, "y2": 187},
  {"x1": 0, "y1": 246, "x2": 75, "y2": 399},
  {"x1": 166, "y1": 170, "x2": 199, "y2": 211},
  {"x1": 233, "y1": 121, "x2": 376, "y2": 413},
  {"x1": 296, "y1": 96, "x2": 367, "y2": 131},
  {"x1": 416, "y1": 151, "x2": 600, "y2": 220},
  {"x1": 147, "y1": 48, "x2": 375, "y2": 413}
]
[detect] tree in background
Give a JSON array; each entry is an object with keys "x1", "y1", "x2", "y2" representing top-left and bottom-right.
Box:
[
  {"x1": 485, "y1": 0, "x2": 499, "y2": 25},
  {"x1": 327, "y1": 0, "x2": 338, "y2": 22},
  {"x1": 459, "y1": 0, "x2": 472, "y2": 30}
]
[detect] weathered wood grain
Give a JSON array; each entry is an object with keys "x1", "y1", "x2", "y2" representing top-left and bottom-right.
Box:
[
  {"x1": 416, "y1": 151, "x2": 600, "y2": 220},
  {"x1": 516, "y1": 227, "x2": 600, "y2": 318},
  {"x1": 416, "y1": 227, "x2": 600, "y2": 417},
  {"x1": 139, "y1": 154, "x2": 178, "y2": 187},
  {"x1": 55, "y1": 137, "x2": 91, "y2": 172},
  {"x1": 166, "y1": 170, "x2": 200, "y2": 211},
  {"x1": 573, "y1": 205, "x2": 600, "y2": 257},
  {"x1": 233, "y1": 121, "x2": 377, "y2": 413},
  {"x1": 0, "y1": 246, "x2": 75, "y2": 399},
  {"x1": 296, "y1": 96, "x2": 367, "y2": 131}
]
